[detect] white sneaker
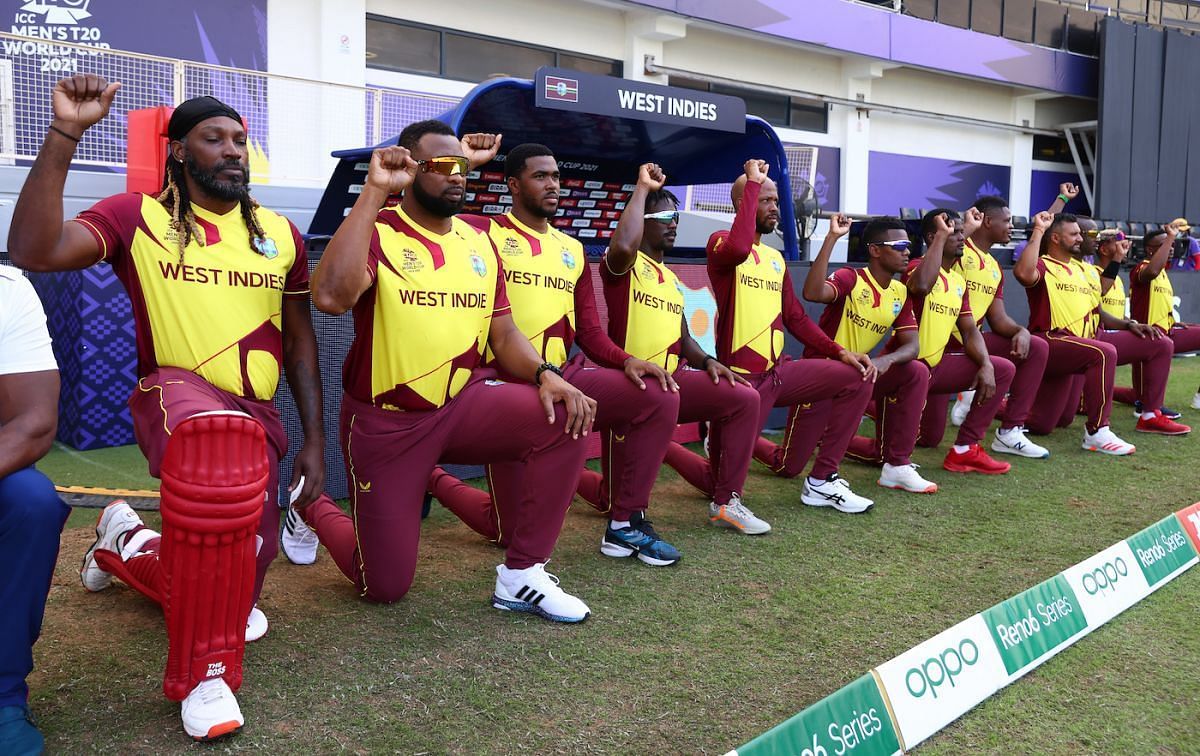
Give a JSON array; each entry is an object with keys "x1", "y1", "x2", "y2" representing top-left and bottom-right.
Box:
[
  {"x1": 878, "y1": 463, "x2": 938, "y2": 494},
  {"x1": 280, "y1": 507, "x2": 318, "y2": 565},
  {"x1": 992, "y1": 427, "x2": 1050, "y2": 459},
  {"x1": 708, "y1": 494, "x2": 771, "y2": 535},
  {"x1": 1082, "y1": 426, "x2": 1136, "y2": 456},
  {"x1": 80, "y1": 500, "x2": 155, "y2": 592},
  {"x1": 801, "y1": 474, "x2": 874, "y2": 513},
  {"x1": 951, "y1": 391, "x2": 975, "y2": 427},
  {"x1": 245, "y1": 605, "x2": 268, "y2": 643},
  {"x1": 1192, "y1": 392, "x2": 1200, "y2": 410},
  {"x1": 492, "y1": 563, "x2": 590, "y2": 623},
  {"x1": 181, "y1": 678, "x2": 243, "y2": 741}
]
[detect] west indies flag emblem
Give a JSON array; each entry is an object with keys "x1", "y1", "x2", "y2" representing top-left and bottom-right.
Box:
[{"x1": 545, "y1": 75, "x2": 579, "y2": 103}]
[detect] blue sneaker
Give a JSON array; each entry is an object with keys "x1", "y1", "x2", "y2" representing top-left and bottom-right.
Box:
[
  {"x1": 1133, "y1": 401, "x2": 1182, "y2": 419},
  {"x1": 600, "y1": 513, "x2": 681, "y2": 566},
  {"x1": 0, "y1": 705, "x2": 44, "y2": 756}
]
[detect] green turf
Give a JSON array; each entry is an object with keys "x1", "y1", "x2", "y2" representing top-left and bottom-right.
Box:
[{"x1": 30, "y1": 362, "x2": 1200, "y2": 754}]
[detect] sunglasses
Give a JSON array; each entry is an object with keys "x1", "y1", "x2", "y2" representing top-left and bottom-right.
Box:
[
  {"x1": 870, "y1": 240, "x2": 912, "y2": 251},
  {"x1": 415, "y1": 156, "x2": 469, "y2": 176},
  {"x1": 644, "y1": 210, "x2": 679, "y2": 224}
]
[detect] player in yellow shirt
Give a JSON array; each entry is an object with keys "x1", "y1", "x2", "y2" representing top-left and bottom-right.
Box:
[
  {"x1": 301, "y1": 120, "x2": 598, "y2": 622},
  {"x1": 9, "y1": 76, "x2": 330, "y2": 740}
]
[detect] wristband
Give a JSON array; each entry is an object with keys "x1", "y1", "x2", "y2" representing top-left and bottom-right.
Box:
[
  {"x1": 1101, "y1": 260, "x2": 1121, "y2": 279},
  {"x1": 49, "y1": 124, "x2": 81, "y2": 143},
  {"x1": 1056, "y1": 193, "x2": 1069, "y2": 204},
  {"x1": 534, "y1": 361, "x2": 563, "y2": 385}
]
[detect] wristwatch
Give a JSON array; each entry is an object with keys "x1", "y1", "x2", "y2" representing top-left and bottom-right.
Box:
[{"x1": 535, "y1": 361, "x2": 563, "y2": 385}]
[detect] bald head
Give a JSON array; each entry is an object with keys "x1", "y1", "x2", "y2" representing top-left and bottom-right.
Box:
[{"x1": 731, "y1": 175, "x2": 780, "y2": 235}]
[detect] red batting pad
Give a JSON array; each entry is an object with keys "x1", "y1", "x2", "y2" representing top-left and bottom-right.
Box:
[{"x1": 158, "y1": 412, "x2": 268, "y2": 701}]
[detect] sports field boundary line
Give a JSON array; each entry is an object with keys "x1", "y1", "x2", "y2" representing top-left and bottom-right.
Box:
[{"x1": 726, "y1": 502, "x2": 1200, "y2": 755}]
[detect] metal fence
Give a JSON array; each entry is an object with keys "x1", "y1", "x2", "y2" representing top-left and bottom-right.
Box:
[{"x1": 0, "y1": 32, "x2": 458, "y2": 186}]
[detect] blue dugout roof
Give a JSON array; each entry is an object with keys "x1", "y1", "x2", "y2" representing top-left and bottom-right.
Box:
[{"x1": 310, "y1": 76, "x2": 800, "y2": 258}]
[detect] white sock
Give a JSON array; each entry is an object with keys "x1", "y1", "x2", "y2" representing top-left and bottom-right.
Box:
[
  {"x1": 610, "y1": 519, "x2": 631, "y2": 529},
  {"x1": 1141, "y1": 412, "x2": 1157, "y2": 420},
  {"x1": 998, "y1": 426, "x2": 1018, "y2": 437},
  {"x1": 953, "y1": 444, "x2": 971, "y2": 454},
  {"x1": 807, "y1": 476, "x2": 826, "y2": 487}
]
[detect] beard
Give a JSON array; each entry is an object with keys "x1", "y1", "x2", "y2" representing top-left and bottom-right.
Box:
[
  {"x1": 521, "y1": 193, "x2": 558, "y2": 221},
  {"x1": 185, "y1": 153, "x2": 250, "y2": 202},
  {"x1": 412, "y1": 178, "x2": 464, "y2": 218},
  {"x1": 756, "y1": 221, "x2": 777, "y2": 235}
]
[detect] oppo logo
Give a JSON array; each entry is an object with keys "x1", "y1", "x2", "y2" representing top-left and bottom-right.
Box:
[
  {"x1": 905, "y1": 639, "x2": 979, "y2": 699},
  {"x1": 1081, "y1": 558, "x2": 1128, "y2": 595}
]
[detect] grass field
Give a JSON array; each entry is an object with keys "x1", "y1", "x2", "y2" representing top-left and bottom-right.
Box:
[{"x1": 28, "y1": 362, "x2": 1200, "y2": 754}]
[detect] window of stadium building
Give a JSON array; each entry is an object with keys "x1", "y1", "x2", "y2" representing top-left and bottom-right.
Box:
[
  {"x1": 365, "y1": 16, "x2": 621, "y2": 81},
  {"x1": 671, "y1": 77, "x2": 829, "y2": 133}
]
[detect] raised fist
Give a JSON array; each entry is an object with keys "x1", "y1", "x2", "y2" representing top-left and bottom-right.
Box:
[
  {"x1": 827, "y1": 213, "x2": 851, "y2": 238},
  {"x1": 744, "y1": 159, "x2": 769, "y2": 184},
  {"x1": 933, "y1": 212, "x2": 953, "y2": 236},
  {"x1": 52, "y1": 74, "x2": 121, "y2": 134},
  {"x1": 367, "y1": 145, "x2": 418, "y2": 195},
  {"x1": 460, "y1": 132, "x2": 502, "y2": 169},
  {"x1": 1032, "y1": 210, "x2": 1054, "y2": 233},
  {"x1": 963, "y1": 207, "x2": 984, "y2": 236},
  {"x1": 1058, "y1": 182, "x2": 1079, "y2": 200},
  {"x1": 638, "y1": 162, "x2": 666, "y2": 191}
]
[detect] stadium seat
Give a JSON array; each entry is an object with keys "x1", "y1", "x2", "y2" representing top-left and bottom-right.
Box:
[{"x1": 1129, "y1": 222, "x2": 1145, "y2": 236}]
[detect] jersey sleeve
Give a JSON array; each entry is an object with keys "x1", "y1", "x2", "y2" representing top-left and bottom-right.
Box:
[
  {"x1": 0, "y1": 273, "x2": 57, "y2": 375},
  {"x1": 492, "y1": 254, "x2": 511, "y2": 317},
  {"x1": 959, "y1": 288, "x2": 973, "y2": 320},
  {"x1": 706, "y1": 181, "x2": 760, "y2": 269},
  {"x1": 1021, "y1": 257, "x2": 1048, "y2": 288},
  {"x1": 365, "y1": 225, "x2": 386, "y2": 284},
  {"x1": 71, "y1": 192, "x2": 143, "y2": 265},
  {"x1": 283, "y1": 220, "x2": 311, "y2": 297},
  {"x1": 825, "y1": 266, "x2": 858, "y2": 300},
  {"x1": 892, "y1": 297, "x2": 918, "y2": 331}
]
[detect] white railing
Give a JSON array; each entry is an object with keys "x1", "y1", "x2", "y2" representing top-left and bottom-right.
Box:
[{"x1": 0, "y1": 32, "x2": 458, "y2": 186}]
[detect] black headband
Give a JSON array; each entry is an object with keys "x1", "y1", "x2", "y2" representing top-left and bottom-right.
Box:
[{"x1": 167, "y1": 96, "x2": 243, "y2": 141}]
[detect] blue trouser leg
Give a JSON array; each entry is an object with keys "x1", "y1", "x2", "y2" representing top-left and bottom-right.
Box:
[{"x1": 0, "y1": 467, "x2": 69, "y2": 708}]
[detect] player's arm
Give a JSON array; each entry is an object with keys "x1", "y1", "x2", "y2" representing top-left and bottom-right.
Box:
[
  {"x1": 281, "y1": 297, "x2": 325, "y2": 508},
  {"x1": 1138, "y1": 222, "x2": 1178, "y2": 283},
  {"x1": 707, "y1": 161, "x2": 767, "y2": 267},
  {"x1": 958, "y1": 313, "x2": 997, "y2": 404},
  {"x1": 1099, "y1": 266, "x2": 1117, "y2": 295},
  {"x1": 607, "y1": 163, "x2": 664, "y2": 275},
  {"x1": 1098, "y1": 308, "x2": 1161, "y2": 339},
  {"x1": 680, "y1": 319, "x2": 745, "y2": 387},
  {"x1": 8, "y1": 75, "x2": 121, "y2": 272},
  {"x1": 488, "y1": 313, "x2": 597, "y2": 439},
  {"x1": 1013, "y1": 211, "x2": 1052, "y2": 288},
  {"x1": 0, "y1": 367, "x2": 59, "y2": 481},
  {"x1": 1044, "y1": 182, "x2": 1079, "y2": 215},
  {"x1": 802, "y1": 213, "x2": 851, "y2": 304},
  {"x1": 908, "y1": 213, "x2": 952, "y2": 298},
  {"x1": 873, "y1": 328, "x2": 918, "y2": 377},
  {"x1": 782, "y1": 270, "x2": 876, "y2": 382},
  {"x1": 573, "y1": 264, "x2": 676, "y2": 392},
  {"x1": 312, "y1": 146, "x2": 414, "y2": 314}
]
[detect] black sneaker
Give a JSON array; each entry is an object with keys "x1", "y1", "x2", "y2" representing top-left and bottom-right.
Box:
[
  {"x1": 599, "y1": 512, "x2": 681, "y2": 566},
  {"x1": 1133, "y1": 401, "x2": 1182, "y2": 419}
]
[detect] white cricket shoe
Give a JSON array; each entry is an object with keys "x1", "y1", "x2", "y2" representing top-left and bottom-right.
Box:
[
  {"x1": 878, "y1": 463, "x2": 938, "y2": 494},
  {"x1": 992, "y1": 426, "x2": 1050, "y2": 459},
  {"x1": 801, "y1": 474, "x2": 874, "y2": 513},
  {"x1": 245, "y1": 606, "x2": 268, "y2": 643},
  {"x1": 181, "y1": 678, "x2": 243, "y2": 741},
  {"x1": 492, "y1": 563, "x2": 590, "y2": 623},
  {"x1": 280, "y1": 506, "x2": 318, "y2": 565},
  {"x1": 708, "y1": 494, "x2": 771, "y2": 535},
  {"x1": 80, "y1": 500, "x2": 156, "y2": 592},
  {"x1": 1082, "y1": 426, "x2": 1135, "y2": 456},
  {"x1": 1192, "y1": 392, "x2": 1200, "y2": 410},
  {"x1": 951, "y1": 391, "x2": 975, "y2": 427}
]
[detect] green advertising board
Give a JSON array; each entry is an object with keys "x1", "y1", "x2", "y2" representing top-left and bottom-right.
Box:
[
  {"x1": 1126, "y1": 515, "x2": 1198, "y2": 588},
  {"x1": 981, "y1": 574, "x2": 1088, "y2": 676}
]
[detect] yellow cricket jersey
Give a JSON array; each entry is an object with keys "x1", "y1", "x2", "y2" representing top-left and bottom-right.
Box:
[
  {"x1": 1097, "y1": 265, "x2": 1127, "y2": 320},
  {"x1": 814, "y1": 266, "x2": 916, "y2": 355},
  {"x1": 474, "y1": 213, "x2": 584, "y2": 366},
  {"x1": 343, "y1": 207, "x2": 509, "y2": 411},
  {"x1": 600, "y1": 250, "x2": 684, "y2": 371},
  {"x1": 904, "y1": 261, "x2": 970, "y2": 368},
  {"x1": 1130, "y1": 262, "x2": 1176, "y2": 332},
  {"x1": 74, "y1": 192, "x2": 309, "y2": 400},
  {"x1": 717, "y1": 237, "x2": 788, "y2": 373},
  {"x1": 955, "y1": 238, "x2": 1004, "y2": 325},
  {"x1": 1025, "y1": 256, "x2": 1099, "y2": 338}
]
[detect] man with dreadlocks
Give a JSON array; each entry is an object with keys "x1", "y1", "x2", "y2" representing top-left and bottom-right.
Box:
[{"x1": 8, "y1": 75, "x2": 329, "y2": 741}]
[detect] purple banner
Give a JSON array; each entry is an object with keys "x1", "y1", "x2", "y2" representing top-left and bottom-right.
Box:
[
  {"x1": 7, "y1": 0, "x2": 267, "y2": 70},
  {"x1": 867, "y1": 151, "x2": 1010, "y2": 216},
  {"x1": 623, "y1": 0, "x2": 1096, "y2": 97},
  {"x1": 813, "y1": 144, "x2": 841, "y2": 211},
  {"x1": 1030, "y1": 168, "x2": 1091, "y2": 216}
]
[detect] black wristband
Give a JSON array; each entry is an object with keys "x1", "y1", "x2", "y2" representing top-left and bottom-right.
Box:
[
  {"x1": 534, "y1": 361, "x2": 563, "y2": 385},
  {"x1": 1101, "y1": 261, "x2": 1121, "y2": 279},
  {"x1": 48, "y1": 124, "x2": 81, "y2": 143}
]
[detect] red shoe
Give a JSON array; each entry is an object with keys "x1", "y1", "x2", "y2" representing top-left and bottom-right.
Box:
[
  {"x1": 1135, "y1": 410, "x2": 1191, "y2": 435},
  {"x1": 943, "y1": 444, "x2": 1012, "y2": 474}
]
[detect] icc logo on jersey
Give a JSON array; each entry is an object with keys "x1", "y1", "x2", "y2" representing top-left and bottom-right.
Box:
[
  {"x1": 253, "y1": 236, "x2": 279, "y2": 260},
  {"x1": 470, "y1": 254, "x2": 488, "y2": 277},
  {"x1": 402, "y1": 249, "x2": 423, "y2": 272},
  {"x1": 561, "y1": 250, "x2": 575, "y2": 269},
  {"x1": 771, "y1": 259, "x2": 783, "y2": 273},
  {"x1": 501, "y1": 237, "x2": 521, "y2": 256}
]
